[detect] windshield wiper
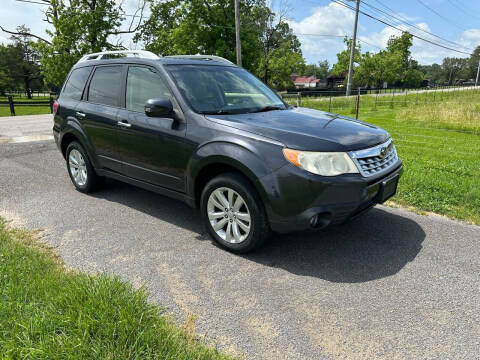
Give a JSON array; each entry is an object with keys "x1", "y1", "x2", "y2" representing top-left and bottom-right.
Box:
[
  {"x1": 200, "y1": 109, "x2": 234, "y2": 115},
  {"x1": 250, "y1": 105, "x2": 285, "y2": 113}
]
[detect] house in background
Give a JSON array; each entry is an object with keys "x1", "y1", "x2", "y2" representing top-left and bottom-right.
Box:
[
  {"x1": 290, "y1": 74, "x2": 327, "y2": 89},
  {"x1": 327, "y1": 72, "x2": 347, "y2": 88}
]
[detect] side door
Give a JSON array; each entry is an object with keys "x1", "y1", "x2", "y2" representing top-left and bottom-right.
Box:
[
  {"x1": 76, "y1": 65, "x2": 124, "y2": 173},
  {"x1": 116, "y1": 65, "x2": 188, "y2": 191}
]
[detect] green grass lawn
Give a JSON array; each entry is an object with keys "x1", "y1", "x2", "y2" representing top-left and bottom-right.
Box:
[
  {"x1": 0, "y1": 105, "x2": 52, "y2": 117},
  {"x1": 289, "y1": 93, "x2": 480, "y2": 225},
  {"x1": 0, "y1": 218, "x2": 233, "y2": 360}
]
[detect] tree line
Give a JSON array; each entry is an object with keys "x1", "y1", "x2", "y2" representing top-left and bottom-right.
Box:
[{"x1": 0, "y1": 0, "x2": 479, "y2": 97}]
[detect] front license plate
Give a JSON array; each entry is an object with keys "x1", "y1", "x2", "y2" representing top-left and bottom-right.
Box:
[{"x1": 377, "y1": 175, "x2": 399, "y2": 203}]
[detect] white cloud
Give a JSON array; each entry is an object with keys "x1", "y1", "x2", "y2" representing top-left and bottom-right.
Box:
[
  {"x1": 459, "y1": 29, "x2": 480, "y2": 51},
  {"x1": 288, "y1": 3, "x2": 355, "y2": 36},
  {"x1": 359, "y1": 23, "x2": 479, "y2": 64},
  {"x1": 287, "y1": 2, "x2": 356, "y2": 63}
]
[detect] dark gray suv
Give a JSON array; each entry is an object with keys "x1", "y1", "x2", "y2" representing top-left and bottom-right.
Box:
[{"x1": 53, "y1": 50, "x2": 402, "y2": 253}]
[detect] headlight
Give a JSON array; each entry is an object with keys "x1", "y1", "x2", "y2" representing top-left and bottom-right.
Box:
[{"x1": 283, "y1": 148, "x2": 359, "y2": 176}]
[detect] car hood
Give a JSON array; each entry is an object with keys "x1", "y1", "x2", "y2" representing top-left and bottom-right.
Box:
[{"x1": 206, "y1": 107, "x2": 389, "y2": 152}]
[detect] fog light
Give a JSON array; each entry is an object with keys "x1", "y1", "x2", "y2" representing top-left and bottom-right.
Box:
[{"x1": 310, "y1": 212, "x2": 332, "y2": 229}]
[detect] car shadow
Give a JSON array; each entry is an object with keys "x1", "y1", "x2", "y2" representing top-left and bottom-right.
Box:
[
  {"x1": 244, "y1": 208, "x2": 425, "y2": 283},
  {"x1": 93, "y1": 179, "x2": 425, "y2": 283}
]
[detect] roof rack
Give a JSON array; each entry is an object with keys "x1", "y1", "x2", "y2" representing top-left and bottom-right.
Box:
[
  {"x1": 77, "y1": 50, "x2": 160, "y2": 63},
  {"x1": 164, "y1": 55, "x2": 233, "y2": 64}
]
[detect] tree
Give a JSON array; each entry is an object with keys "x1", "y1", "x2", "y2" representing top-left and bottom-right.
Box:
[
  {"x1": 348, "y1": 32, "x2": 423, "y2": 88},
  {"x1": 2, "y1": 0, "x2": 146, "y2": 87},
  {"x1": 0, "y1": 27, "x2": 43, "y2": 97},
  {"x1": 136, "y1": 0, "x2": 268, "y2": 72},
  {"x1": 255, "y1": 5, "x2": 303, "y2": 86},
  {"x1": 304, "y1": 60, "x2": 329, "y2": 78},
  {"x1": 0, "y1": 46, "x2": 15, "y2": 96},
  {"x1": 261, "y1": 42, "x2": 305, "y2": 90},
  {"x1": 418, "y1": 63, "x2": 443, "y2": 84},
  {"x1": 8, "y1": 26, "x2": 43, "y2": 98},
  {"x1": 331, "y1": 37, "x2": 361, "y2": 76},
  {"x1": 441, "y1": 57, "x2": 468, "y2": 85},
  {"x1": 136, "y1": 0, "x2": 304, "y2": 89},
  {"x1": 467, "y1": 45, "x2": 480, "y2": 80},
  {"x1": 403, "y1": 68, "x2": 424, "y2": 87}
]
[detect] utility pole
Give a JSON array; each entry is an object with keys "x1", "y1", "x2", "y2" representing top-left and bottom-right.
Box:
[
  {"x1": 346, "y1": 0, "x2": 360, "y2": 96},
  {"x1": 476, "y1": 58, "x2": 480, "y2": 87},
  {"x1": 234, "y1": 0, "x2": 242, "y2": 67}
]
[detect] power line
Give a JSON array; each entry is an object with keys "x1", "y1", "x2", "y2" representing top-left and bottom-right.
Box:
[
  {"x1": 331, "y1": 0, "x2": 472, "y2": 55},
  {"x1": 14, "y1": 0, "x2": 48, "y2": 5},
  {"x1": 13, "y1": 0, "x2": 146, "y2": 17},
  {"x1": 414, "y1": 0, "x2": 468, "y2": 31},
  {"x1": 295, "y1": 32, "x2": 383, "y2": 50},
  {"x1": 363, "y1": 0, "x2": 473, "y2": 51},
  {"x1": 446, "y1": 0, "x2": 480, "y2": 22}
]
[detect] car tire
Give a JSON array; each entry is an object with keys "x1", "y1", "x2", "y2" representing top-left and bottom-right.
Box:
[
  {"x1": 65, "y1": 141, "x2": 103, "y2": 193},
  {"x1": 200, "y1": 172, "x2": 270, "y2": 253}
]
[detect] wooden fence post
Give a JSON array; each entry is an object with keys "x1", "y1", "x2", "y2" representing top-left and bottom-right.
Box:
[
  {"x1": 355, "y1": 88, "x2": 360, "y2": 119},
  {"x1": 296, "y1": 92, "x2": 301, "y2": 107},
  {"x1": 8, "y1": 95, "x2": 15, "y2": 116}
]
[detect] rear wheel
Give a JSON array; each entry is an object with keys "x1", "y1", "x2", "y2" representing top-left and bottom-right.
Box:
[
  {"x1": 66, "y1": 141, "x2": 103, "y2": 193},
  {"x1": 201, "y1": 172, "x2": 270, "y2": 253}
]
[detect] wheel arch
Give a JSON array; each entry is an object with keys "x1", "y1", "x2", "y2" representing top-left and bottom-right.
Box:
[
  {"x1": 59, "y1": 122, "x2": 98, "y2": 168},
  {"x1": 188, "y1": 143, "x2": 273, "y2": 209}
]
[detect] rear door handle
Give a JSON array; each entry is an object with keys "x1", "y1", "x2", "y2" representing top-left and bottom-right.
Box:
[
  {"x1": 76, "y1": 111, "x2": 86, "y2": 118},
  {"x1": 117, "y1": 120, "x2": 132, "y2": 128}
]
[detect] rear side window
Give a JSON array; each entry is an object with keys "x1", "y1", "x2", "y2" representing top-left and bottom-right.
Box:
[
  {"x1": 126, "y1": 66, "x2": 172, "y2": 113},
  {"x1": 61, "y1": 66, "x2": 92, "y2": 100},
  {"x1": 87, "y1": 66, "x2": 123, "y2": 107}
]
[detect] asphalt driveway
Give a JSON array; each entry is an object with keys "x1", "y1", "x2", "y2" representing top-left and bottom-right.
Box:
[{"x1": 1, "y1": 138, "x2": 479, "y2": 359}]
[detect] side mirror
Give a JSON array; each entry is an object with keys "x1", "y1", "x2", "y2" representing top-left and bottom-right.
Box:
[{"x1": 145, "y1": 98, "x2": 173, "y2": 118}]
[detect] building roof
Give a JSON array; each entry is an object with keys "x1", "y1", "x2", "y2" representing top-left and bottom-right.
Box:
[{"x1": 294, "y1": 75, "x2": 317, "y2": 83}]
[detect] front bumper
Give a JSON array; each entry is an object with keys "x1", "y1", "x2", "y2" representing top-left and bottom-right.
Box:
[{"x1": 261, "y1": 160, "x2": 403, "y2": 233}]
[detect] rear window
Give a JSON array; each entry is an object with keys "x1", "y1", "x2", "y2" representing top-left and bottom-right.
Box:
[
  {"x1": 87, "y1": 66, "x2": 123, "y2": 107},
  {"x1": 61, "y1": 66, "x2": 92, "y2": 100}
]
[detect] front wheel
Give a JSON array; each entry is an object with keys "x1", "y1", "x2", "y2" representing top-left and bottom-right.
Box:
[{"x1": 200, "y1": 172, "x2": 270, "y2": 253}]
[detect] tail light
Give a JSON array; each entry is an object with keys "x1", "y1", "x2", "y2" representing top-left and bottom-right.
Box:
[{"x1": 53, "y1": 101, "x2": 59, "y2": 116}]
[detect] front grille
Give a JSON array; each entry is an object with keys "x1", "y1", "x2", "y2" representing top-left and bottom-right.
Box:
[{"x1": 349, "y1": 139, "x2": 398, "y2": 177}]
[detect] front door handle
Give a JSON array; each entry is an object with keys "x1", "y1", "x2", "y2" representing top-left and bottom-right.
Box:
[
  {"x1": 117, "y1": 120, "x2": 132, "y2": 128},
  {"x1": 76, "y1": 111, "x2": 86, "y2": 118}
]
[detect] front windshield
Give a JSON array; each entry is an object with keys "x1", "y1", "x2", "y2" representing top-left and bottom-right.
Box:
[{"x1": 166, "y1": 64, "x2": 286, "y2": 114}]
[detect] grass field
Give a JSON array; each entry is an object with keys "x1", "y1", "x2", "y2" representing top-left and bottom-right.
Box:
[
  {"x1": 285, "y1": 90, "x2": 480, "y2": 225},
  {"x1": 0, "y1": 218, "x2": 233, "y2": 359}
]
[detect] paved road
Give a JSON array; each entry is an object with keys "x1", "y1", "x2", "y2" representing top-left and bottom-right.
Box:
[
  {"x1": 1, "y1": 140, "x2": 479, "y2": 359},
  {"x1": 0, "y1": 114, "x2": 53, "y2": 143}
]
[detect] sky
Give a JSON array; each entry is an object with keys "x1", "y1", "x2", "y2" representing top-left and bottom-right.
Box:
[{"x1": 1, "y1": 0, "x2": 480, "y2": 66}]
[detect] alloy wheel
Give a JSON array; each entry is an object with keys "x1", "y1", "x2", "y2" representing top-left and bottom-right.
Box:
[
  {"x1": 68, "y1": 149, "x2": 88, "y2": 187},
  {"x1": 207, "y1": 187, "x2": 251, "y2": 244}
]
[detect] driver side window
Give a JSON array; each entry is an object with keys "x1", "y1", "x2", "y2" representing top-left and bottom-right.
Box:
[{"x1": 126, "y1": 66, "x2": 172, "y2": 113}]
